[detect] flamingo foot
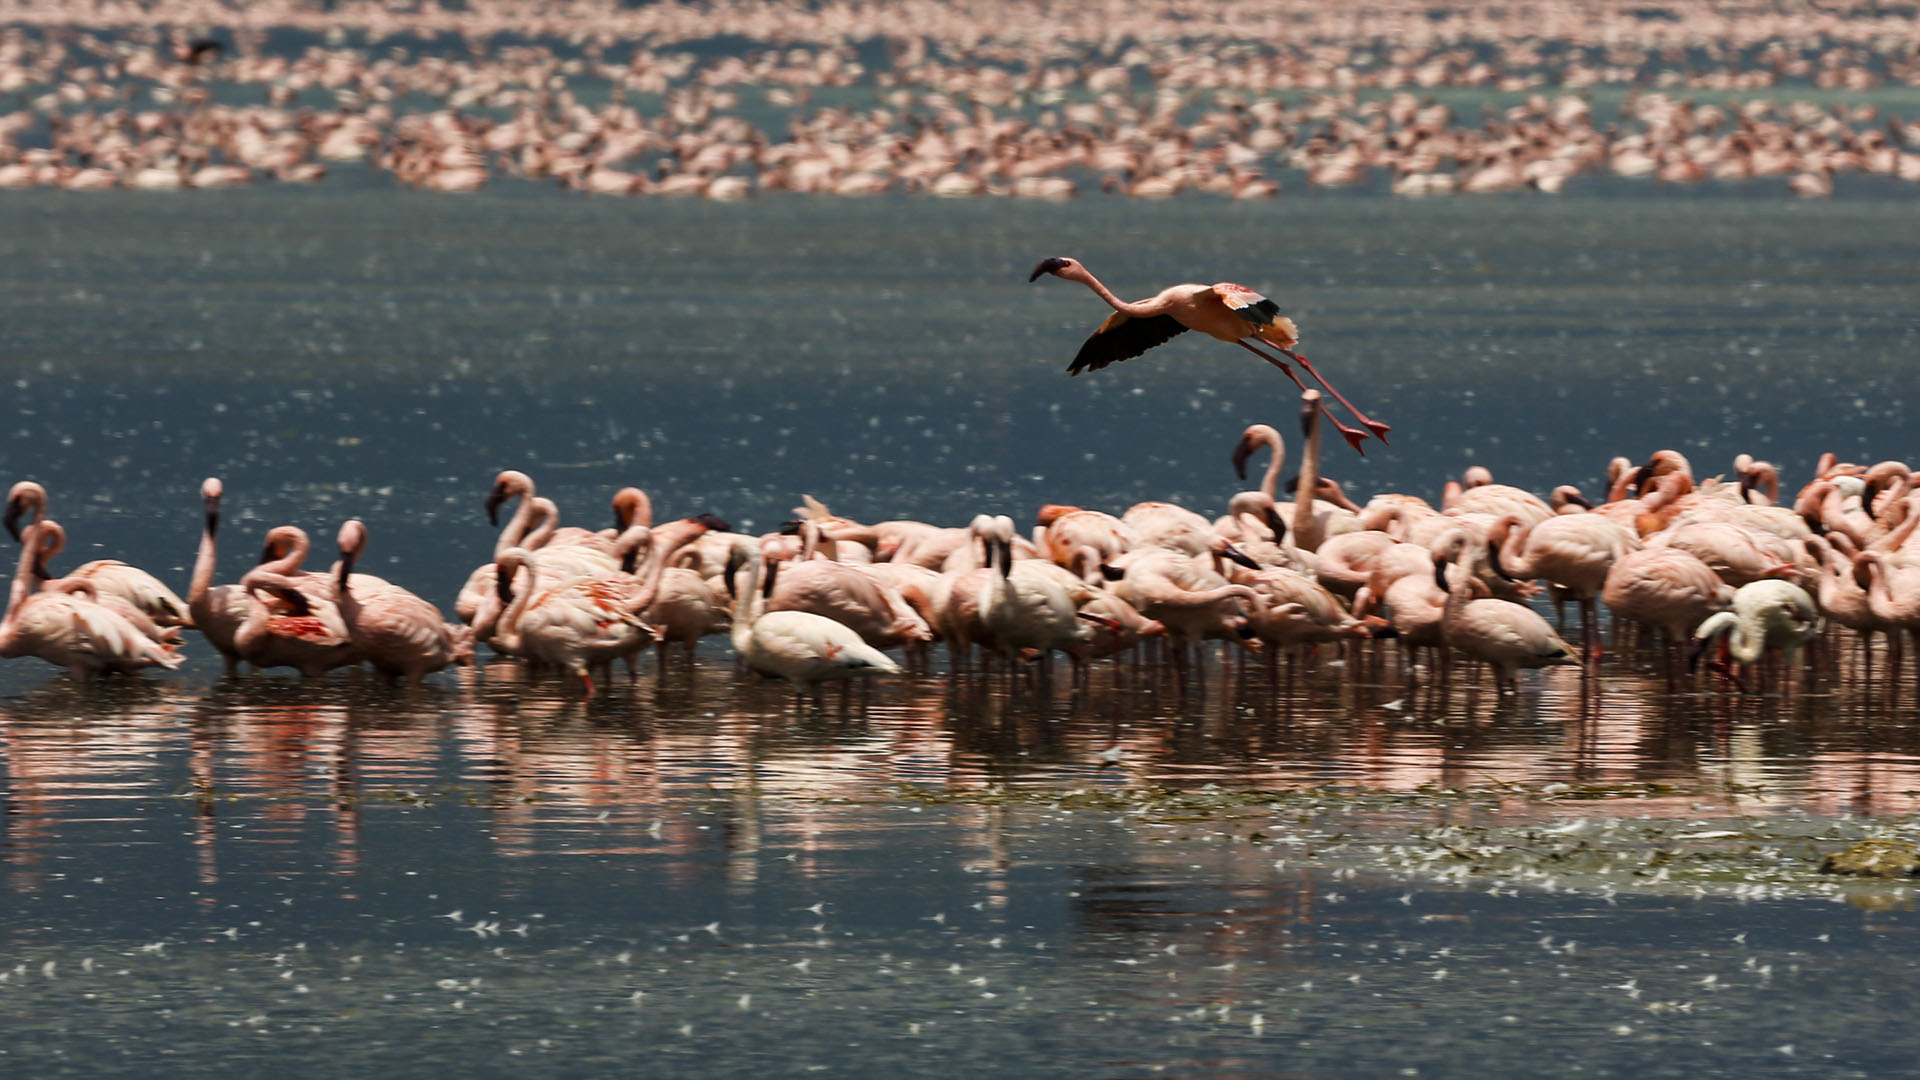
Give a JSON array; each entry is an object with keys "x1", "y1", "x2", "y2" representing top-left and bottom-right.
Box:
[
  {"x1": 1282, "y1": 349, "x2": 1390, "y2": 444},
  {"x1": 1335, "y1": 422, "x2": 1368, "y2": 456}
]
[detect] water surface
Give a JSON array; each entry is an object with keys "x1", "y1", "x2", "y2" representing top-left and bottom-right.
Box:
[{"x1": 3, "y1": 189, "x2": 1920, "y2": 1077}]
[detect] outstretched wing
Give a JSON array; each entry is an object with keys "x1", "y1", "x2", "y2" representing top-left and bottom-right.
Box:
[
  {"x1": 1066, "y1": 312, "x2": 1188, "y2": 375},
  {"x1": 1213, "y1": 282, "x2": 1298, "y2": 348}
]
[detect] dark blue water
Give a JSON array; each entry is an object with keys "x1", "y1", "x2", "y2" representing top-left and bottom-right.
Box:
[{"x1": 2, "y1": 190, "x2": 1912, "y2": 607}]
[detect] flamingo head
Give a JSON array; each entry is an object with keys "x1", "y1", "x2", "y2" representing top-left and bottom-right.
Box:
[
  {"x1": 201, "y1": 477, "x2": 224, "y2": 533},
  {"x1": 1027, "y1": 256, "x2": 1075, "y2": 282},
  {"x1": 336, "y1": 519, "x2": 369, "y2": 572},
  {"x1": 485, "y1": 470, "x2": 533, "y2": 527},
  {"x1": 3, "y1": 480, "x2": 47, "y2": 542}
]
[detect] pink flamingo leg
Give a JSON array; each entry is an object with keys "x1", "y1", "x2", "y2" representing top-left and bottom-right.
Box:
[
  {"x1": 1236, "y1": 342, "x2": 1369, "y2": 455},
  {"x1": 1276, "y1": 348, "x2": 1391, "y2": 443}
]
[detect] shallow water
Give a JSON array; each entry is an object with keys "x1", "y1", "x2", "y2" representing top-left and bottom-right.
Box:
[{"x1": 4, "y1": 189, "x2": 1920, "y2": 1076}]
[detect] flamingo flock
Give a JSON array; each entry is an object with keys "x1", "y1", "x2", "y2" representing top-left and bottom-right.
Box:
[
  {"x1": 5, "y1": 393, "x2": 1917, "y2": 702},
  {"x1": 2, "y1": 4, "x2": 1919, "y2": 198}
]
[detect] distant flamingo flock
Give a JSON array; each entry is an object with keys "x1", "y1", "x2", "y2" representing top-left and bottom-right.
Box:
[
  {"x1": 3, "y1": 389, "x2": 1915, "y2": 701},
  {"x1": 3, "y1": 1, "x2": 1920, "y2": 197}
]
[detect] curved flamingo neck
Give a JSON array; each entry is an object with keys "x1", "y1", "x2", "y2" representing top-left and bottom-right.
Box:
[
  {"x1": 1063, "y1": 262, "x2": 1154, "y2": 318},
  {"x1": 260, "y1": 528, "x2": 313, "y2": 577},
  {"x1": 1256, "y1": 431, "x2": 1285, "y2": 501},
  {"x1": 496, "y1": 485, "x2": 542, "y2": 557},
  {"x1": 4, "y1": 520, "x2": 41, "y2": 630},
  {"x1": 190, "y1": 494, "x2": 221, "y2": 606}
]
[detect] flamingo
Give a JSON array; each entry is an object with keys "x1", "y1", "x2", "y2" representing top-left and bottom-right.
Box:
[
  {"x1": 187, "y1": 477, "x2": 248, "y2": 670},
  {"x1": 1028, "y1": 256, "x2": 1386, "y2": 451},
  {"x1": 233, "y1": 565, "x2": 357, "y2": 677},
  {"x1": 29, "y1": 522, "x2": 184, "y2": 648},
  {"x1": 1691, "y1": 579, "x2": 1820, "y2": 690},
  {"x1": 1487, "y1": 511, "x2": 1642, "y2": 662},
  {"x1": 725, "y1": 536, "x2": 900, "y2": 695},
  {"x1": 479, "y1": 543, "x2": 656, "y2": 696},
  {"x1": 5, "y1": 481, "x2": 192, "y2": 628},
  {"x1": 1602, "y1": 547, "x2": 1732, "y2": 687},
  {"x1": 334, "y1": 519, "x2": 470, "y2": 682},
  {"x1": 0, "y1": 519, "x2": 182, "y2": 679},
  {"x1": 1431, "y1": 530, "x2": 1578, "y2": 693}
]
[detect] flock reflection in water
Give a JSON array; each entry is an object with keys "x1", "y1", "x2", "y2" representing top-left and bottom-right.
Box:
[{"x1": 6, "y1": 651, "x2": 1920, "y2": 900}]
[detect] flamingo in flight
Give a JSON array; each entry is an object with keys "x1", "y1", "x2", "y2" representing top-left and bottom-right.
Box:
[{"x1": 1028, "y1": 256, "x2": 1387, "y2": 452}]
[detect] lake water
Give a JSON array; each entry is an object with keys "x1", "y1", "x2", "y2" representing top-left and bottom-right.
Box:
[{"x1": 3, "y1": 188, "x2": 1920, "y2": 1077}]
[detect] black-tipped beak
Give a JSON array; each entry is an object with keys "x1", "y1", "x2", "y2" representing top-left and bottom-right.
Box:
[
  {"x1": 258, "y1": 539, "x2": 277, "y2": 565},
  {"x1": 1264, "y1": 508, "x2": 1288, "y2": 539},
  {"x1": 484, "y1": 486, "x2": 507, "y2": 527},
  {"x1": 1433, "y1": 558, "x2": 1451, "y2": 593},
  {"x1": 2, "y1": 499, "x2": 21, "y2": 543},
  {"x1": 723, "y1": 550, "x2": 743, "y2": 600},
  {"x1": 1630, "y1": 462, "x2": 1655, "y2": 495},
  {"x1": 779, "y1": 519, "x2": 805, "y2": 535},
  {"x1": 1028, "y1": 256, "x2": 1069, "y2": 282},
  {"x1": 1487, "y1": 542, "x2": 1517, "y2": 582},
  {"x1": 1231, "y1": 438, "x2": 1253, "y2": 481},
  {"x1": 495, "y1": 565, "x2": 515, "y2": 604},
  {"x1": 1222, "y1": 543, "x2": 1260, "y2": 570},
  {"x1": 1299, "y1": 397, "x2": 1316, "y2": 437},
  {"x1": 1564, "y1": 491, "x2": 1592, "y2": 510},
  {"x1": 1100, "y1": 563, "x2": 1125, "y2": 582}
]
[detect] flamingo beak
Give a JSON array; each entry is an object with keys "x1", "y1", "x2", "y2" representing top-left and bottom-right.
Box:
[
  {"x1": 1222, "y1": 543, "x2": 1260, "y2": 570},
  {"x1": 1230, "y1": 438, "x2": 1254, "y2": 481},
  {"x1": 2, "y1": 498, "x2": 21, "y2": 542},
  {"x1": 484, "y1": 486, "x2": 508, "y2": 526},
  {"x1": 1028, "y1": 256, "x2": 1069, "y2": 282},
  {"x1": 1432, "y1": 558, "x2": 1452, "y2": 593}
]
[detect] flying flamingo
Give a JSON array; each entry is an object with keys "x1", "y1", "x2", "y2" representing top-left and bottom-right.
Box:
[
  {"x1": 334, "y1": 519, "x2": 471, "y2": 682},
  {"x1": 1028, "y1": 256, "x2": 1386, "y2": 451}
]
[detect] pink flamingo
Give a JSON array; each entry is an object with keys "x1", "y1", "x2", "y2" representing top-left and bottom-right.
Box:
[
  {"x1": 1488, "y1": 511, "x2": 1641, "y2": 662},
  {"x1": 334, "y1": 519, "x2": 471, "y2": 682},
  {"x1": 1028, "y1": 256, "x2": 1386, "y2": 451},
  {"x1": 725, "y1": 536, "x2": 900, "y2": 696},
  {"x1": 1601, "y1": 547, "x2": 1732, "y2": 687},
  {"x1": 29, "y1": 521, "x2": 184, "y2": 647},
  {"x1": 479, "y1": 544, "x2": 655, "y2": 696},
  {"x1": 1431, "y1": 530, "x2": 1578, "y2": 693},
  {"x1": 6, "y1": 481, "x2": 192, "y2": 628},
  {"x1": 234, "y1": 565, "x2": 357, "y2": 677},
  {"x1": 187, "y1": 477, "x2": 249, "y2": 670},
  {"x1": 0, "y1": 519, "x2": 182, "y2": 679}
]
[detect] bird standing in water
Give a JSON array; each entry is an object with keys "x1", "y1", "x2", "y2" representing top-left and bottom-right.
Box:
[{"x1": 1028, "y1": 256, "x2": 1388, "y2": 452}]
